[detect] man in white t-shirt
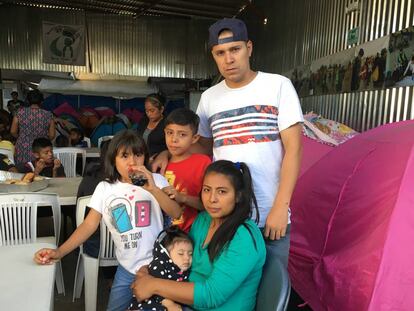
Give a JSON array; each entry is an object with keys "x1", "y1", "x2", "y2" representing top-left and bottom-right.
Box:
[{"x1": 154, "y1": 18, "x2": 303, "y2": 269}]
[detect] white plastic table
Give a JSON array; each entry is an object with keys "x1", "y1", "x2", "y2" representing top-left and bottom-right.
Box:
[
  {"x1": 0, "y1": 242, "x2": 56, "y2": 310},
  {"x1": 39, "y1": 177, "x2": 82, "y2": 206}
]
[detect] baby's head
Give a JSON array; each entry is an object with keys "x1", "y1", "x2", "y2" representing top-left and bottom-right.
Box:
[{"x1": 161, "y1": 226, "x2": 193, "y2": 272}]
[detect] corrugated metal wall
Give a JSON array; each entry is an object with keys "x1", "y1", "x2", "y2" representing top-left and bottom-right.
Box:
[
  {"x1": 0, "y1": 6, "x2": 216, "y2": 79},
  {"x1": 246, "y1": 0, "x2": 414, "y2": 131}
]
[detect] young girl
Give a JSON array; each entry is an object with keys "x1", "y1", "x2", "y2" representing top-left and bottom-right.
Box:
[
  {"x1": 132, "y1": 160, "x2": 266, "y2": 311},
  {"x1": 129, "y1": 225, "x2": 193, "y2": 311},
  {"x1": 34, "y1": 130, "x2": 182, "y2": 311}
]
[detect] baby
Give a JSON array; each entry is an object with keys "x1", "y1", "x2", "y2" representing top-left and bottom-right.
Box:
[{"x1": 129, "y1": 226, "x2": 193, "y2": 311}]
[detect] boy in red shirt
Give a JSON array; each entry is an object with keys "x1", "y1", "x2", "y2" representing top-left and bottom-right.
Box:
[{"x1": 162, "y1": 108, "x2": 211, "y2": 232}]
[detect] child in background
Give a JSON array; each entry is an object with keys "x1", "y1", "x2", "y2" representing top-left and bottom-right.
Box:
[
  {"x1": 55, "y1": 134, "x2": 69, "y2": 147},
  {"x1": 34, "y1": 130, "x2": 182, "y2": 311},
  {"x1": 17, "y1": 137, "x2": 65, "y2": 177},
  {"x1": 129, "y1": 225, "x2": 193, "y2": 311},
  {"x1": 162, "y1": 108, "x2": 211, "y2": 232},
  {"x1": 0, "y1": 153, "x2": 17, "y2": 172},
  {"x1": 69, "y1": 128, "x2": 88, "y2": 147}
]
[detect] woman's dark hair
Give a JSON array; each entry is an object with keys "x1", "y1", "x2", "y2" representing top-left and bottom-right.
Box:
[
  {"x1": 160, "y1": 225, "x2": 193, "y2": 251},
  {"x1": 145, "y1": 93, "x2": 166, "y2": 110},
  {"x1": 104, "y1": 130, "x2": 149, "y2": 183},
  {"x1": 26, "y1": 89, "x2": 44, "y2": 106},
  {"x1": 203, "y1": 160, "x2": 258, "y2": 262}
]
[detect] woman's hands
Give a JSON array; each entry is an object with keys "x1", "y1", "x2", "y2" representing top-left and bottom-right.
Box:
[
  {"x1": 131, "y1": 266, "x2": 155, "y2": 301},
  {"x1": 34, "y1": 248, "x2": 61, "y2": 265}
]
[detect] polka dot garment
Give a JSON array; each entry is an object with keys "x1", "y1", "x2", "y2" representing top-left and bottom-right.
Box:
[{"x1": 128, "y1": 236, "x2": 190, "y2": 311}]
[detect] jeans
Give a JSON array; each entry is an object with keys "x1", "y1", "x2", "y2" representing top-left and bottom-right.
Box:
[
  {"x1": 107, "y1": 265, "x2": 135, "y2": 311},
  {"x1": 261, "y1": 224, "x2": 291, "y2": 268}
]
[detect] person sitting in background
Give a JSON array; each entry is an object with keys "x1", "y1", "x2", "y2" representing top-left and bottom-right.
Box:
[
  {"x1": 137, "y1": 93, "x2": 167, "y2": 159},
  {"x1": 7, "y1": 91, "x2": 24, "y2": 117},
  {"x1": 69, "y1": 128, "x2": 88, "y2": 148},
  {"x1": 17, "y1": 137, "x2": 65, "y2": 177},
  {"x1": 0, "y1": 153, "x2": 17, "y2": 172},
  {"x1": 55, "y1": 134, "x2": 69, "y2": 147}
]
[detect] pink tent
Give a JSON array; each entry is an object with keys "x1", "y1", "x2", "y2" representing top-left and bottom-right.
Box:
[
  {"x1": 290, "y1": 120, "x2": 414, "y2": 311},
  {"x1": 300, "y1": 136, "x2": 334, "y2": 176}
]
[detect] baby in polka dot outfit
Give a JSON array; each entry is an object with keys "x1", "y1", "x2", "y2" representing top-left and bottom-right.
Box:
[{"x1": 128, "y1": 226, "x2": 193, "y2": 311}]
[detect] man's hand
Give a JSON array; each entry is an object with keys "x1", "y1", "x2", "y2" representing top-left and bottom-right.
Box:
[
  {"x1": 264, "y1": 204, "x2": 288, "y2": 240},
  {"x1": 151, "y1": 150, "x2": 170, "y2": 174}
]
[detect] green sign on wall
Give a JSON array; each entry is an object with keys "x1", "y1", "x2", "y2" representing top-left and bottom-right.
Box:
[{"x1": 347, "y1": 27, "x2": 359, "y2": 46}]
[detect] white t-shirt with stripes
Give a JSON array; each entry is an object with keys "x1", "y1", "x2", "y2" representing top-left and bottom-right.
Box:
[{"x1": 197, "y1": 72, "x2": 303, "y2": 227}]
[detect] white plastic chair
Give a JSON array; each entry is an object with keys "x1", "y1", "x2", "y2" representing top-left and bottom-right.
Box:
[
  {"x1": 54, "y1": 147, "x2": 86, "y2": 177},
  {"x1": 83, "y1": 137, "x2": 91, "y2": 148},
  {"x1": 97, "y1": 135, "x2": 113, "y2": 148},
  {"x1": 0, "y1": 147, "x2": 14, "y2": 164},
  {"x1": 0, "y1": 192, "x2": 65, "y2": 295},
  {"x1": 72, "y1": 196, "x2": 118, "y2": 311}
]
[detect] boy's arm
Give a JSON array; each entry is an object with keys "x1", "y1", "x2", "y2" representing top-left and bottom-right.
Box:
[{"x1": 163, "y1": 187, "x2": 203, "y2": 211}]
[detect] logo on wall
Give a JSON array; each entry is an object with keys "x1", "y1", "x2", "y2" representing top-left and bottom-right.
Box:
[{"x1": 42, "y1": 21, "x2": 85, "y2": 66}]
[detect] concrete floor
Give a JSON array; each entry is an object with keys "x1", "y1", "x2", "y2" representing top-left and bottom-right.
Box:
[
  {"x1": 39, "y1": 215, "x2": 111, "y2": 311},
  {"x1": 39, "y1": 214, "x2": 311, "y2": 311}
]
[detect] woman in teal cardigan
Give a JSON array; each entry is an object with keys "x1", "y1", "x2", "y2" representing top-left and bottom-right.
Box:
[{"x1": 133, "y1": 160, "x2": 266, "y2": 311}]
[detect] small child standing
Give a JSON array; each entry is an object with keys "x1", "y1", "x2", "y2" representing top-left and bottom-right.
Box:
[
  {"x1": 17, "y1": 137, "x2": 66, "y2": 177},
  {"x1": 129, "y1": 225, "x2": 193, "y2": 311},
  {"x1": 34, "y1": 130, "x2": 182, "y2": 311},
  {"x1": 162, "y1": 108, "x2": 211, "y2": 232}
]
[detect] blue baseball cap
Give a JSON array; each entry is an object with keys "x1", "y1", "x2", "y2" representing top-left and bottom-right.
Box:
[{"x1": 208, "y1": 18, "x2": 248, "y2": 48}]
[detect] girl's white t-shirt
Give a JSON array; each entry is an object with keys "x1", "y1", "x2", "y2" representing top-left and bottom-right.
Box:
[{"x1": 89, "y1": 174, "x2": 169, "y2": 274}]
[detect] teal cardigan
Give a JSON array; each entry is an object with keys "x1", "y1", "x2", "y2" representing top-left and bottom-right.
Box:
[{"x1": 189, "y1": 212, "x2": 266, "y2": 311}]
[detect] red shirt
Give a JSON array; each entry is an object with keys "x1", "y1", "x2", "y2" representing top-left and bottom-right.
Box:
[{"x1": 165, "y1": 154, "x2": 211, "y2": 232}]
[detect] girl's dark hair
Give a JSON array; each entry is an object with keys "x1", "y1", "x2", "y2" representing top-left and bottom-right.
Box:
[
  {"x1": 203, "y1": 160, "x2": 258, "y2": 262},
  {"x1": 145, "y1": 93, "x2": 166, "y2": 110},
  {"x1": 160, "y1": 225, "x2": 193, "y2": 250},
  {"x1": 104, "y1": 130, "x2": 149, "y2": 183},
  {"x1": 26, "y1": 89, "x2": 44, "y2": 106}
]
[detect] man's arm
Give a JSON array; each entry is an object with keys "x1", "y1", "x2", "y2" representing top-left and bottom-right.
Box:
[
  {"x1": 264, "y1": 123, "x2": 302, "y2": 240},
  {"x1": 151, "y1": 136, "x2": 213, "y2": 174},
  {"x1": 190, "y1": 136, "x2": 213, "y2": 156}
]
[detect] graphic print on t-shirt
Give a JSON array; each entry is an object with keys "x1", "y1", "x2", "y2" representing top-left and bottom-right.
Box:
[
  {"x1": 135, "y1": 200, "x2": 151, "y2": 227},
  {"x1": 105, "y1": 195, "x2": 152, "y2": 234},
  {"x1": 208, "y1": 105, "x2": 280, "y2": 148}
]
